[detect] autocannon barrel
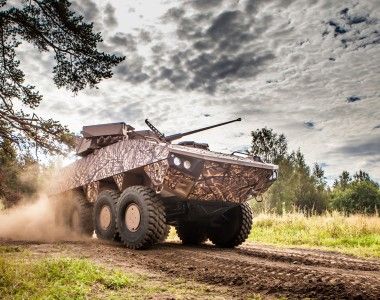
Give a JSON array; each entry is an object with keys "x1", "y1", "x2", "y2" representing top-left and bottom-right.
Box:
[{"x1": 165, "y1": 118, "x2": 241, "y2": 142}]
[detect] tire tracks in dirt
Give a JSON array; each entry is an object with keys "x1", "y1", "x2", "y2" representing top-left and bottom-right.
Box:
[
  {"x1": 2, "y1": 239, "x2": 379, "y2": 299},
  {"x1": 141, "y1": 244, "x2": 380, "y2": 299}
]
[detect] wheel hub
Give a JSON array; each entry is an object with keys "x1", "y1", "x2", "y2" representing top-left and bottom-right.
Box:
[
  {"x1": 99, "y1": 205, "x2": 111, "y2": 230},
  {"x1": 125, "y1": 203, "x2": 141, "y2": 232}
]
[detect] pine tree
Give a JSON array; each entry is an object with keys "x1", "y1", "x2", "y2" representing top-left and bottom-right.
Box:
[{"x1": 0, "y1": 0, "x2": 124, "y2": 155}]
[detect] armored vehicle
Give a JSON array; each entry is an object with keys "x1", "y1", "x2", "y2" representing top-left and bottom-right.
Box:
[{"x1": 52, "y1": 118, "x2": 278, "y2": 249}]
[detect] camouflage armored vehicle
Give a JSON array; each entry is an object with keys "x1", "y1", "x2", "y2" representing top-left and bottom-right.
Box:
[{"x1": 52, "y1": 118, "x2": 278, "y2": 249}]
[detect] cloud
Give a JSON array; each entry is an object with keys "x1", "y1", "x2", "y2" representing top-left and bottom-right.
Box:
[
  {"x1": 245, "y1": 0, "x2": 267, "y2": 14},
  {"x1": 71, "y1": 0, "x2": 99, "y2": 22},
  {"x1": 323, "y1": 6, "x2": 380, "y2": 49},
  {"x1": 346, "y1": 95, "x2": 361, "y2": 102},
  {"x1": 114, "y1": 56, "x2": 149, "y2": 84},
  {"x1": 108, "y1": 33, "x2": 137, "y2": 52},
  {"x1": 190, "y1": 0, "x2": 225, "y2": 10},
  {"x1": 147, "y1": 4, "x2": 276, "y2": 93},
  {"x1": 162, "y1": 7, "x2": 186, "y2": 22},
  {"x1": 304, "y1": 121, "x2": 315, "y2": 129},
  {"x1": 104, "y1": 3, "x2": 118, "y2": 28},
  {"x1": 336, "y1": 138, "x2": 380, "y2": 157},
  {"x1": 137, "y1": 29, "x2": 152, "y2": 43}
]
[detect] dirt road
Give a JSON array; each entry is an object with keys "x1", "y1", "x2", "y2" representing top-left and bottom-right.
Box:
[{"x1": 2, "y1": 239, "x2": 380, "y2": 299}]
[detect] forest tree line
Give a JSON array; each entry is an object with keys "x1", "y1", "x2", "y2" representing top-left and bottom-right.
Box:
[{"x1": 249, "y1": 128, "x2": 380, "y2": 215}]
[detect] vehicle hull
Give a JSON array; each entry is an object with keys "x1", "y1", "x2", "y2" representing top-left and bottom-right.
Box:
[{"x1": 53, "y1": 139, "x2": 277, "y2": 204}]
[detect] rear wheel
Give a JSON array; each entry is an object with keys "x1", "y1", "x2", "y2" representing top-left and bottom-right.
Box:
[
  {"x1": 208, "y1": 202, "x2": 252, "y2": 248},
  {"x1": 176, "y1": 222, "x2": 207, "y2": 245},
  {"x1": 160, "y1": 225, "x2": 171, "y2": 242},
  {"x1": 94, "y1": 189, "x2": 120, "y2": 241},
  {"x1": 116, "y1": 186, "x2": 166, "y2": 249},
  {"x1": 68, "y1": 193, "x2": 94, "y2": 236}
]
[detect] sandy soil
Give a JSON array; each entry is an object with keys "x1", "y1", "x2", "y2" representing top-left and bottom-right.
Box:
[{"x1": 1, "y1": 239, "x2": 379, "y2": 299}]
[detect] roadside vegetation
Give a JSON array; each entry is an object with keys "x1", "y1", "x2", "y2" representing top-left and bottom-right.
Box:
[
  {"x1": 0, "y1": 246, "x2": 235, "y2": 300},
  {"x1": 244, "y1": 128, "x2": 380, "y2": 258},
  {"x1": 166, "y1": 211, "x2": 380, "y2": 258},
  {"x1": 248, "y1": 211, "x2": 380, "y2": 258},
  {"x1": 250, "y1": 128, "x2": 380, "y2": 216}
]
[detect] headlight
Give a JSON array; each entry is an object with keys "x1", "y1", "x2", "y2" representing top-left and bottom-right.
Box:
[
  {"x1": 173, "y1": 156, "x2": 182, "y2": 166},
  {"x1": 183, "y1": 160, "x2": 191, "y2": 169},
  {"x1": 169, "y1": 152, "x2": 204, "y2": 178}
]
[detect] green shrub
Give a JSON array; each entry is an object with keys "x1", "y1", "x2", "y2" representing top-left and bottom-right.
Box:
[{"x1": 331, "y1": 181, "x2": 380, "y2": 215}]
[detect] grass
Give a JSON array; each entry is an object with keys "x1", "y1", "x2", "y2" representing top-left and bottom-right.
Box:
[
  {"x1": 0, "y1": 246, "x2": 232, "y2": 300},
  {"x1": 248, "y1": 211, "x2": 380, "y2": 258},
  {"x1": 168, "y1": 211, "x2": 380, "y2": 258},
  {"x1": 0, "y1": 250, "x2": 131, "y2": 299}
]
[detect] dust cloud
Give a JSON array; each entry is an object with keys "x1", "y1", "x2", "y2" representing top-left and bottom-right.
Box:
[
  {"x1": 0, "y1": 194, "x2": 87, "y2": 242},
  {"x1": 0, "y1": 163, "x2": 91, "y2": 242}
]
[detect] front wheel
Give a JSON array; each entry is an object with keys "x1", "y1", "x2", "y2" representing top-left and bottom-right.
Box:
[
  {"x1": 208, "y1": 202, "x2": 253, "y2": 248},
  {"x1": 116, "y1": 186, "x2": 167, "y2": 249},
  {"x1": 93, "y1": 189, "x2": 120, "y2": 241}
]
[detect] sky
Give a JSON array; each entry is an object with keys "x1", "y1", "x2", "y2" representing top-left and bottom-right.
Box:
[{"x1": 14, "y1": 0, "x2": 380, "y2": 183}]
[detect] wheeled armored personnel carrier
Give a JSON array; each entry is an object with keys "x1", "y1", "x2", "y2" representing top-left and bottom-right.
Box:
[{"x1": 52, "y1": 118, "x2": 278, "y2": 249}]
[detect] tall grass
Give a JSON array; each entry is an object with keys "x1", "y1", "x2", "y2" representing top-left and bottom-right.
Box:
[{"x1": 249, "y1": 211, "x2": 380, "y2": 258}]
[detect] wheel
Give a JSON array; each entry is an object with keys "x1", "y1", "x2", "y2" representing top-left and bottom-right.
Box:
[
  {"x1": 160, "y1": 225, "x2": 171, "y2": 242},
  {"x1": 93, "y1": 189, "x2": 120, "y2": 241},
  {"x1": 67, "y1": 192, "x2": 94, "y2": 236},
  {"x1": 116, "y1": 186, "x2": 166, "y2": 249},
  {"x1": 175, "y1": 222, "x2": 207, "y2": 245},
  {"x1": 208, "y1": 202, "x2": 252, "y2": 248}
]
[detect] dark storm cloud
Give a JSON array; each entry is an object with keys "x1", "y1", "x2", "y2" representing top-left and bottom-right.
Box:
[
  {"x1": 190, "y1": 0, "x2": 224, "y2": 10},
  {"x1": 346, "y1": 95, "x2": 361, "y2": 103},
  {"x1": 109, "y1": 33, "x2": 137, "y2": 52},
  {"x1": 245, "y1": 0, "x2": 265, "y2": 13},
  {"x1": 71, "y1": 0, "x2": 99, "y2": 22},
  {"x1": 336, "y1": 139, "x2": 380, "y2": 156},
  {"x1": 304, "y1": 121, "x2": 315, "y2": 129},
  {"x1": 162, "y1": 7, "x2": 185, "y2": 22},
  {"x1": 138, "y1": 29, "x2": 152, "y2": 43},
  {"x1": 149, "y1": 4, "x2": 276, "y2": 93},
  {"x1": 323, "y1": 7, "x2": 380, "y2": 49},
  {"x1": 150, "y1": 43, "x2": 168, "y2": 65},
  {"x1": 104, "y1": 3, "x2": 118, "y2": 28},
  {"x1": 115, "y1": 56, "x2": 149, "y2": 84}
]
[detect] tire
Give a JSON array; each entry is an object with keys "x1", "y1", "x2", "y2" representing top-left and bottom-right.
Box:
[
  {"x1": 51, "y1": 194, "x2": 66, "y2": 227},
  {"x1": 68, "y1": 192, "x2": 94, "y2": 236},
  {"x1": 160, "y1": 225, "x2": 171, "y2": 242},
  {"x1": 176, "y1": 222, "x2": 207, "y2": 245},
  {"x1": 208, "y1": 202, "x2": 253, "y2": 248},
  {"x1": 93, "y1": 189, "x2": 119, "y2": 241},
  {"x1": 116, "y1": 186, "x2": 166, "y2": 249}
]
